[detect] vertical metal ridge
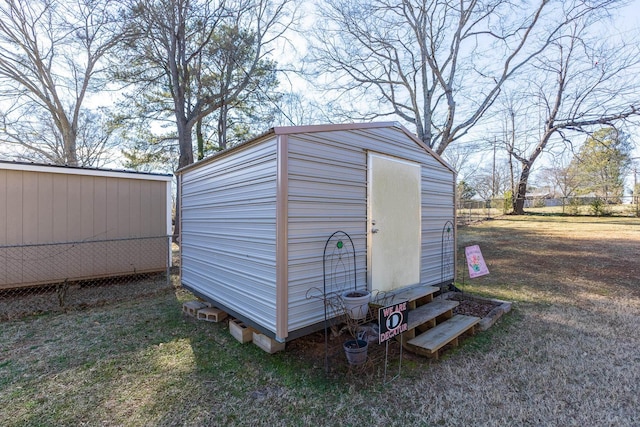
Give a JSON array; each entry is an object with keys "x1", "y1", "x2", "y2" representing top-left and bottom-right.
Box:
[
  {"x1": 452, "y1": 169, "x2": 458, "y2": 284},
  {"x1": 178, "y1": 173, "x2": 183, "y2": 285},
  {"x1": 275, "y1": 134, "x2": 289, "y2": 340}
]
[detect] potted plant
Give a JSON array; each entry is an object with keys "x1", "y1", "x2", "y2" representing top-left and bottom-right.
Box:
[
  {"x1": 343, "y1": 336, "x2": 368, "y2": 365},
  {"x1": 341, "y1": 289, "x2": 371, "y2": 320},
  {"x1": 340, "y1": 291, "x2": 372, "y2": 366}
]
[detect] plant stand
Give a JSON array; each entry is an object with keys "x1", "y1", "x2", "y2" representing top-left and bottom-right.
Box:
[{"x1": 303, "y1": 231, "x2": 403, "y2": 381}]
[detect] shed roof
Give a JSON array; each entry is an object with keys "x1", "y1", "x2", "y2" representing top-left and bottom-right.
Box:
[
  {"x1": 0, "y1": 160, "x2": 172, "y2": 181},
  {"x1": 176, "y1": 122, "x2": 454, "y2": 174}
]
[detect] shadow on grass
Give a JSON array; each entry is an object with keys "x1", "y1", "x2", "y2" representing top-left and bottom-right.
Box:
[
  {"x1": 5, "y1": 217, "x2": 639, "y2": 425},
  {"x1": 456, "y1": 217, "x2": 640, "y2": 303}
]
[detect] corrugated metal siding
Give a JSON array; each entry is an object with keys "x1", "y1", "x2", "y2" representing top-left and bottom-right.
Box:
[
  {"x1": 420, "y1": 163, "x2": 456, "y2": 286},
  {"x1": 286, "y1": 126, "x2": 455, "y2": 333},
  {"x1": 286, "y1": 133, "x2": 368, "y2": 332},
  {"x1": 180, "y1": 139, "x2": 279, "y2": 334}
]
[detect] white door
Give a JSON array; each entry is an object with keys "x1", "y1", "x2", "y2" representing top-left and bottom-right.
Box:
[{"x1": 368, "y1": 153, "x2": 422, "y2": 293}]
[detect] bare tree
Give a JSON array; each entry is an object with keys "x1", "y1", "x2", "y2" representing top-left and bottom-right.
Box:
[
  {"x1": 471, "y1": 162, "x2": 512, "y2": 201},
  {"x1": 507, "y1": 17, "x2": 640, "y2": 214},
  {"x1": 309, "y1": 0, "x2": 620, "y2": 155},
  {"x1": 441, "y1": 141, "x2": 484, "y2": 183},
  {"x1": 0, "y1": 0, "x2": 124, "y2": 166},
  {"x1": 540, "y1": 158, "x2": 581, "y2": 199}
]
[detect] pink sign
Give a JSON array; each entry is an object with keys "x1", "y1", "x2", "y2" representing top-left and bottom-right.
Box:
[{"x1": 465, "y1": 245, "x2": 489, "y2": 278}]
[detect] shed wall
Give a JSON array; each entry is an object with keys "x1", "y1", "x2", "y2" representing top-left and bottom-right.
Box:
[
  {"x1": 0, "y1": 166, "x2": 170, "y2": 289},
  {"x1": 285, "y1": 126, "x2": 455, "y2": 333},
  {"x1": 180, "y1": 139, "x2": 279, "y2": 334}
]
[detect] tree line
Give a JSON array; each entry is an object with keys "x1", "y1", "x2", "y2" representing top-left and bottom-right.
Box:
[
  {"x1": 0, "y1": 0, "x2": 292, "y2": 172},
  {"x1": 458, "y1": 126, "x2": 635, "y2": 206},
  {"x1": 1, "y1": 0, "x2": 639, "y2": 218}
]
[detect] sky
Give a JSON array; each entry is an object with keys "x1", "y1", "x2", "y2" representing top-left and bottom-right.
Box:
[
  {"x1": 2, "y1": 0, "x2": 640, "y2": 190},
  {"x1": 280, "y1": 0, "x2": 640, "y2": 191}
]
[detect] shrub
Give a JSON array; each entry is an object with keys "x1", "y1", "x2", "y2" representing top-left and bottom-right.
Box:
[
  {"x1": 565, "y1": 198, "x2": 581, "y2": 216},
  {"x1": 590, "y1": 197, "x2": 610, "y2": 216},
  {"x1": 533, "y1": 198, "x2": 546, "y2": 208}
]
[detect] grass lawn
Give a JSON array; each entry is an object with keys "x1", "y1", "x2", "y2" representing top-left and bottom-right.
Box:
[{"x1": 1, "y1": 215, "x2": 639, "y2": 426}]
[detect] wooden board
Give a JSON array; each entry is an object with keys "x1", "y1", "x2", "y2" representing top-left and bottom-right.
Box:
[
  {"x1": 407, "y1": 314, "x2": 480, "y2": 354},
  {"x1": 406, "y1": 299, "x2": 459, "y2": 330},
  {"x1": 229, "y1": 318, "x2": 256, "y2": 343},
  {"x1": 377, "y1": 285, "x2": 439, "y2": 306}
]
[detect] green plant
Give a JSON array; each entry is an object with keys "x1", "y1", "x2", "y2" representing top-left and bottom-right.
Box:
[
  {"x1": 533, "y1": 198, "x2": 547, "y2": 208},
  {"x1": 589, "y1": 197, "x2": 609, "y2": 216},
  {"x1": 565, "y1": 197, "x2": 581, "y2": 216},
  {"x1": 503, "y1": 190, "x2": 513, "y2": 214}
]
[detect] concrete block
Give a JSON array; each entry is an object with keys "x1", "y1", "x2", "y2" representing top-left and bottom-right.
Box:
[
  {"x1": 229, "y1": 318, "x2": 257, "y2": 343},
  {"x1": 183, "y1": 300, "x2": 209, "y2": 317},
  {"x1": 197, "y1": 307, "x2": 228, "y2": 323},
  {"x1": 252, "y1": 332, "x2": 285, "y2": 354}
]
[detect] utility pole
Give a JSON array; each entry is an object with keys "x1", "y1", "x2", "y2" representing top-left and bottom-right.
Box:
[
  {"x1": 492, "y1": 136, "x2": 497, "y2": 199},
  {"x1": 633, "y1": 158, "x2": 639, "y2": 217}
]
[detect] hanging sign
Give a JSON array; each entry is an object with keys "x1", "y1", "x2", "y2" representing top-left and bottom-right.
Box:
[
  {"x1": 378, "y1": 301, "x2": 408, "y2": 344},
  {"x1": 465, "y1": 245, "x2": 490, "y2": 278}
]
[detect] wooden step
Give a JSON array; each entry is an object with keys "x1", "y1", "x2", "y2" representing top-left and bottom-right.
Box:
[
  {"x1": 406, "y1": 299, "x2": 459, "y2": 330},
  {"x1": 406, "y1": 314, "x2": 480, "y2": 359},
  {"x1": 376, "y1": 285, "x2": 440, "y2": 308}
]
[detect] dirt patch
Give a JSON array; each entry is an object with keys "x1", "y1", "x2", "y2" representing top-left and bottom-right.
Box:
[
  {"x1": 0, "y1": 273, "x2": 174, "y2": 321},
  {"x1": 449, "y1": 292, "x2": 501, "y2": 318}
]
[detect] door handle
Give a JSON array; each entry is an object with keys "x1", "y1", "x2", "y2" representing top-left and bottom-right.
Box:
[{"x1": 371, "y1": 228, "x2": 379, "y2": 234}]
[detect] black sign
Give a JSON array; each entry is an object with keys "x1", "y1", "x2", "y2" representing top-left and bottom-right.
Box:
[{"x1": 378, "y1": 301, "x2": 408, "y2": 344}]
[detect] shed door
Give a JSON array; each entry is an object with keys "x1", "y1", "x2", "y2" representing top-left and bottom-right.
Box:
[{"x1": 368, "y1": 153, "x2": 421, "y2": 293}]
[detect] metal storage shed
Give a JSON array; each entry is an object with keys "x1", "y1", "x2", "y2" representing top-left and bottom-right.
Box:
[
  {"x1": 178, "y1": 122, "x2": 456, "y2": 343},
  {"x1": 0, "y1": 161, "x2": 172, "y2": 290}
]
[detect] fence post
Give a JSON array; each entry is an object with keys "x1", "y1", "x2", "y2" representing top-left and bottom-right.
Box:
[{"x1": 166, "y1": 235, "x2": 172, "y2": 287}]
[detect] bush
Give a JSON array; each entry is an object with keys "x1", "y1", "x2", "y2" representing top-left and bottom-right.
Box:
[
  {"x1": 565, "y1": 198, "x2": 581, "y2": 216},
  {"x1": 533, "y1": 198, "x2": 547, "y2": 208},
  {"x1": 590, "y1": 197, "x2": 610, "y2": 216},
  {"x1": 503, "y1": 191, "x2": 513, "y2": 214}
]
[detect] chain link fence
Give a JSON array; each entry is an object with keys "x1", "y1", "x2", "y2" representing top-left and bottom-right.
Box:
[
  {"x1": 457, "y1": 199, "x2": 510, "y2": 224},
  {"x1": 458, "y1": 195, "x2": 640, "y2": 224},
  {"x1": 0, "y1": 236, "x2": 174, "y2": 321}
]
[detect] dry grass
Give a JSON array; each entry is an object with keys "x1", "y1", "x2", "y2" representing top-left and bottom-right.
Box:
[
  {"x1": 0, "y1": 273, "x2": 172, "y2": 321},
  {"x1": 1, "y1": 215, "x2": 639, "y2": 426}
]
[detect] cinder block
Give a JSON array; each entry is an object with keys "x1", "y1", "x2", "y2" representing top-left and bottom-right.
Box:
[
  {"x1": 182, "y1": 300, "x2": 209, "y2": 317},
  {"x1": 197, "y1": 307, "x2": 228, "y2": 323},
  {"x1": 229, "y1": 318, "x2": 256, "y2": 343},
  {"x1": 252, "y1": 332, "x2": 285, "y2": 354}
]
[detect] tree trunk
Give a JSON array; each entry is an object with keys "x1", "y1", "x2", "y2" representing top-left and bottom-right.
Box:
[
  {"x1": 177, "y1": 127, "x2": 194, "y2": 169},
  {"x1": 217, "y1": 103, "x2": 228, "y2": 151},
  {"x1": 174, "y1": 120, "x2": 194, "y2": 244},
  {"x1": 196, "y1": 119, "x2": 205, "y2": 160},
  {"x1": 512, "y1": 163, "x2": 531, "y2": 214},
  {"x1": 65, "y1": 137, "x2": 79, "y2": 166}
]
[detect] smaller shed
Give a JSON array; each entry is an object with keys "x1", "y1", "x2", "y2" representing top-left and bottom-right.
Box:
[
  {"x1": 178, "y1": 122, "x2": 456, "y2": 343},
  {"x1": 0, "y1": 161, "x2": 173, "y2": 290}
]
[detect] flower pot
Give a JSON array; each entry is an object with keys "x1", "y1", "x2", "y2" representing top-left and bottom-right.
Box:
[
  {"x1": 343, "y1": 339, "x2": 368, "y2": 365},
  {"x1": 341, "y1": 290, "x2": 371, "y2": 320}
]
